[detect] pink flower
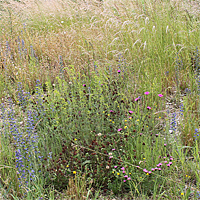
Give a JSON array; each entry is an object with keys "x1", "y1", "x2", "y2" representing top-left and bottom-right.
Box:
[
  {"x1": 112, "y1": 149, "x2": 115, "y2": 151},
  {"x1": 121, "y1": 167, "x2": 125, "y2": 170},
  {"x1": 164, "y1": 144, "x2": 167, "y2": 146},
  {"x1": 127, "y1": 177, "x2": 131, "y2": 180},
  {"x1": 124, "y1": 175, "x2": 128, "y2": 178},
  {"x1": 114, "y1": 166, "x2": 118, "y2": 168},
  {"x1": 147, "y1": 106, "x2": 151, "y2": 110},
  {"x1": 148, "y1": 171, "x2": 152, "y2": 174},
  {"x1": 123, "y1": 180, "x2": 126, "y2": 182},
  {"x1": 158, "y1": 94, "x2": 163, "y2": 97},
  {"x1": 167, "y1": 164, "x2": 170, "y2": 167},
  {"x1": 143, "y1": 169, "x2": 148, "y2": 173},
  {"x1": 164, "y1": 161, "x2": 167, "y2": 163},
  {"x1": 158, "y1": 168, "x2": 162, "y2": 171},
  {"x1": 129, "y1": 110, "x2": 133, "y2": 114},
  {"x1": 134, "y1": 97, "x2": 140, "y2": 101},
  {"x1": 169, "y1": 162, "x2": 172, "y2": 165},
  {"x1": 83, "y1": 84, "x2": 86, "y2": 87},
  {"x1": 110, "y1": 110, "x2": 114, "y2": 112},
  {"x1": 118, "y1": 128, "x2": 122, "y2": 132},
  {"x1": 123, "y1": 171, "x2": 126, "y2": 173},
  {"x1": 144, "y1": 91, "x2": 150, "y2": 95},
  {"x1": 118, "y1": 70, "x2": 121, "y2": 73},
  {"x1": 170, "y1": 158, "x2": 173, "y2": 160},
  {"x1": 151, "y1": 168, "x2": 155, "y2": 171}
]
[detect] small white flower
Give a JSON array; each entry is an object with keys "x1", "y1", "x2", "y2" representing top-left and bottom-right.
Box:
[
  {"x1": 97, "y1": 133, "x2": 102, "y2": 136},
  {"x1": 61, "y1": 21, "x2": 64, "y2": 23}
]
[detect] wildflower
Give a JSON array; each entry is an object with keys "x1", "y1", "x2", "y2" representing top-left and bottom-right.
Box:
[
  {"x1": 106, "y1": 166, "x2": 110, "y2": 169},
  {"x1": 121, "y1": 167, "x2": 125, "y2": 170},
  {"x1": 135, "y1": 97, "x2": 140, "y2": 101},
  {"x1": 109, "y1": 156, "x2": 113, "y2": 159},
  {"x1": 129, "y1": 110, "x2": 133, "y2": 114},
  {"x1": 148, "y1": 171, "x2": 152, "y2": 174},
  {"x1": 143, "y1": 169, "x2": 148, "y2": 173},
  {"x1": 158, "y1": 168, "x2": 162, "y2": 171},
  {"x1": 123, "y1": 171, "x2": 125, "y2": 173},
  {"x1": 66, "y1": 165, "x2": 69, "y2": 168},
  {"x1": 147, "y1": 106, "x2": 151, "y2": 110},
  {"x1": 181, "y1": 193, "x2": 184, "y2": 196},
  {"x1": 164, "y1": 144, "x2": 167, "y2": 146},
  {"x1": 73, "y1": 171, "x2": 76, "y2": 174},
  {"x1": 158, "y1": 94, "x2": 163, "y2": 97},
  {"x1": 97, "y1": 133, "x2": 102, "y2": 136},
  {"x1": 124, "y1": 126, "x2": 127, "y2": 129},
  {"x1": 118, "y1": 70, "x2": 121, "y2": 73},
  {"x1": 144, "y1": 91, "x2": 150, "y2": 95},
  {"x1": 127, "y1": 177, "x2": 131, "y2": 180},
  {"x1": 123, "y1": 180, "x2": 126, "y2": 182},
  {"x1": 124, "y1": 175, "x2": 128, "y2": 178},
  {"x1": 83, "y1": 84, "x2": 86, "y2": 87},
  {"x1": 114, "y1": 166, "x2": 117, "y2": 168},
  {"x1": 146, "y1": 173, "x2": 149, "y2": 175},
  {"x1": 118, "y1": 128, "x2": 122, "y2": 132},
  {"x1": 110, "y1": 110, "x2": 114, "y2": 113},
  {"x1": 112, "y1": 149, "x2": 115, "y2": 151},
  {"x1": 74, "y1": 138, "x2": 77, "y2": 141},
  {"x1": 109, "y1": 152, "x2": 112, "y2": 156},
  {"x1": 151, "y1": 168, "x2": 155, "y2": 171},
  {"x1": 194, "y1": 128, "x2": 199, "y2": 140},
  {"x1": 117, "y1": 173, "x2": 120, "y2": 175}
]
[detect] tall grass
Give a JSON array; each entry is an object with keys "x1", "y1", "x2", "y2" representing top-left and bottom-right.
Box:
[{"x1": 0, "y1": 0, "x2": 200, "y2": 199}]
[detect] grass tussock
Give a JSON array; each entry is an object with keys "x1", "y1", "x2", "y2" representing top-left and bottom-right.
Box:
[{"x1": 0, "y1": 0, "x2": 200, "y2": 199}]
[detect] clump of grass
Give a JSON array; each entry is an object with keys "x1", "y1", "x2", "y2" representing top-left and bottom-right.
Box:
[{"x1": 0, "y1": 0, "x2": 200, "y2": 199}]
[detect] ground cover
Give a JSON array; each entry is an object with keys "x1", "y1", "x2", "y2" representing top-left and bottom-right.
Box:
[{"x1": 0, "y1": 0, "x2": 200, "y2": 199}]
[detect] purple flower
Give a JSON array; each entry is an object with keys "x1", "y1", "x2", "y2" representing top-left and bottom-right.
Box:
[
  {"x1": 110, "y1": 110, "x2": 114, "y2": 112},
  {"x1": 123, "y1": 180, "x2": 126, "y2": 182},
  {"x1": 147, "y1": 106, "x2": 151, "y2": 110},
  {"x1": 158, "y1": 94, "x2": 163, "y2": 97},
  {"x1": 118, "y1": 128, "x2": 122, "y2": 132},
  {"x1": 144, "y1": 91, "x2": 150, "y2": 95},
  {"x1": 118, "y1": 70, "x2": 121, "y2": 73},
  {"x1": 83, "y1": 84, "x2": 86, "y2": 87},
  {"x1": 123, "y1": 171, "x2": 125, "y2": 173},
  {"x1": 129, "y1": 110, "x2": 133, "y2": 114}
]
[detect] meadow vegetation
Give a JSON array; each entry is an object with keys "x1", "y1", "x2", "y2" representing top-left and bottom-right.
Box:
[{"x1": 0, "y1": 0, "x2": 200, "y2": 199}]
